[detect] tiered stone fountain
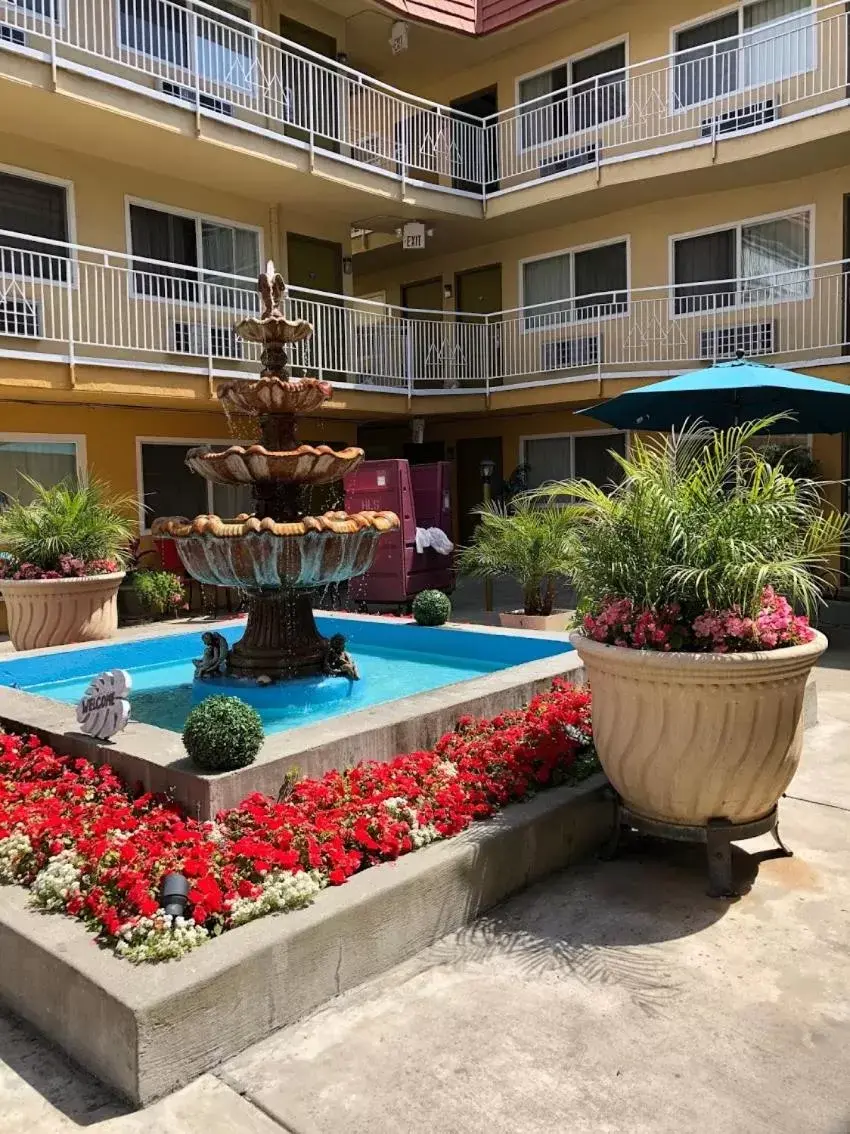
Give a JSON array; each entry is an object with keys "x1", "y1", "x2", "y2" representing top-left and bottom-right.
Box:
[{"x1": 154, "y1": 264, "x2": 398, "y2": 683}]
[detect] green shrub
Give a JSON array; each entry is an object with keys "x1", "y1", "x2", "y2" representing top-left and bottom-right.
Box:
[
  {"x1": 412, "y1": 589, "x2": 452, "y2": 626},
  {"x1": 133, "y1": 569, "x2": 186, "y2": 617},
  {"x1": 183, "y1": 696, "x2": 264, "y2": 772},
  {"x1": 533, "y1": 416, "x2": 848, "y2": 619},
  {"x1": 456, "y1": 500, "x2": 574, "y2": 615},
  {"x1": 0, "y1": 476, "x2": 136, "y2": 570}
]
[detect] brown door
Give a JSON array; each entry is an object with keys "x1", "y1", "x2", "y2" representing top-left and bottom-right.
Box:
[
  {"x1": 450, "y1": 86, "x2": 498, "y2": 193},
  {"x1": 456, "y1": 264, "x2": 502, "y2": 388},
  {"x1": 455, "y1": 436, "x2": 503, "y2": 546},
  {"x1": 280, "y1": 16, "x2": 339, "y2": 151},
  {"x1": 843, "y1": 194, "x2": 850, "y2": 356},
  {"x1": 287, "y1": 232, "x2": 344, "y2": 380},
  {"x1": 402, "y1": 277, "x2": 444, "y2": 389}
]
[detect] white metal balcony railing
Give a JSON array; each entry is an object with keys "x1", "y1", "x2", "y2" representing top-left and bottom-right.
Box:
[
  {"x1": 1, "y1": 231, "x2": 849, "y2": 394},
  {"x1": 0, "y1": 0, "x2": 848, "y2": 199}
]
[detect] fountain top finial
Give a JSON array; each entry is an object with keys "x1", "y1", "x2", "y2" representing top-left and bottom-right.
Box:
[{"x1": 259, "y1": 260, "x2": 286, "y2": 320}]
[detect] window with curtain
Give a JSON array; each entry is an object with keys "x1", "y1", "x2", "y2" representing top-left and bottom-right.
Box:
[
  {"x1": 518, "y1": 42, "x2": 625, "y2": 149},
  {"x1": 524, "y1": 433, "x2": 625, "y2": 491},
  {"x1": 523, "y1": 241, "x2": 627, "y2": 328},
  {"x1": 0, "y1": 171, "x2": 69, "y2": 283},
  {"x1": 673, "y1": 209, "x2": 810, "y2": 312},
  {"x1": 674, "y1": 0, "x2": 814, "y2": 109},
  {"x1": 119, "y1": 0, "x2": 254, "y2": 91},
  {"x1": 129, "y1": 204, "x2": 259, "y2": 304},
  {"x1": 0, "y1": 440, "x2": 77, "y2": 510}
]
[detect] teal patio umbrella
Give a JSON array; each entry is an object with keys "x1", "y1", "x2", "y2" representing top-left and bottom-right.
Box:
[{"x1": 577, "y1": 355, "x2": 850, "y2": 434}]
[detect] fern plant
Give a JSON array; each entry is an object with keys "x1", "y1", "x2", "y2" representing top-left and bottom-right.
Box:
[
  {"x1": 533, "y1": 417, "x2": 848, "y2": 620},
  {"x1": 456, "y1": 499, "x2": 573, "y2": 615},
  {"x1": 0, "y1": 476, "x2": 136, "y2": 570}
]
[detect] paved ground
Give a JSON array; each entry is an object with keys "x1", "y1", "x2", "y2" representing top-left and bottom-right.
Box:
[{"x1": 1, "y1": 600, "x2": 850, "y2": 1132}]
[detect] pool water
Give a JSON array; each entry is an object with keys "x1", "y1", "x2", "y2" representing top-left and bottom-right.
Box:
[{"x1": 0, "y1": 617, "x2": 572, "y2": 737}]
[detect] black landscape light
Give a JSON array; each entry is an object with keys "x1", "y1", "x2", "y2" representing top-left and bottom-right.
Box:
[{"x1": 161, "y1": 873, "x2": 190, "y2": 919}]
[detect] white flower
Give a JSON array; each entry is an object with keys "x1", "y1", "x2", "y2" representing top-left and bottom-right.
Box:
[
  {"x1": 0, "y1": 832, "x2": 33, "y2": 883},
  {"x1": 226, "y1": 869, "x2": 323, "y2": 928},
  {"x1": 30, "y1": 851, "x2": 82, "y2": 911},
  {"x1": 114, "y1": 909, "x2": 210, "y2": 963}
]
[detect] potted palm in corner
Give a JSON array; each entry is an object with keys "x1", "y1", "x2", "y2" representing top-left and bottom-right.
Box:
[
  {"x1": 0, "y1": 477, "x2": 135, "y2": 651},
  {"x1": 457, "y1": 498, "x2": 573, "y2": 631},
  {"x1": 539, "y1": 418, "x2": 845, "y2": 832}
]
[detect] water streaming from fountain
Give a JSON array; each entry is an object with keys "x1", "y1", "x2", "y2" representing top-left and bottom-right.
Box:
[{"x1": 153, "y1": 264, "x2": 399, "y2": 683}]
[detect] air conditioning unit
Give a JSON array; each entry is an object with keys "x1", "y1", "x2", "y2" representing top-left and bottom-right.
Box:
[
  {"x1": 160, "y1": 80, "x2": 234, "y2": 118},
  {"x1": 539, "y1": 144, "x2": 596, "y2": 177},
  {"x1": 701, "y1": 100, "x2": 776, "y2": 138},
  {"x1": 541, "y1": 335, "x2": 600, "y2": 370},
  {"x1": 0, "y1": 298, "x2": 40, "y2": 337},
  {"x1": 0, "y1": 24, "x2": 26, "y2": 46},
  {"x1": 700, "y1": 323, "x2": 775, "y2": 360},
  {"x1": 172, "y1": 322, "x2": 240, "y2": 358}
]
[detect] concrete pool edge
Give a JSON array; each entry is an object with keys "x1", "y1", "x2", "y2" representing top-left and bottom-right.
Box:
[
  {"x1": 0, "y1": 615, "x2": 583, "y2": 818},
  {"x1": 0, "y1": 774, "x2": 612, "y2": 1104}
]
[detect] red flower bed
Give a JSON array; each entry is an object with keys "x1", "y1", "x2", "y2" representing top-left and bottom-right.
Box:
[{"x1": 0, "y1": 680, "x2": 595, "y2": 963}]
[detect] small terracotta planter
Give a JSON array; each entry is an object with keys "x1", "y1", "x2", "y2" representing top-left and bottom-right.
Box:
[
  {"x1": 499, "y1": 610, "x2": 571, "y2": 632},
  {"x1": 0, "y1": 572, "x2": 125, "y2": 652},
  {"x1": 571, "y1": 630, "x2": 827, "y2": 827}
]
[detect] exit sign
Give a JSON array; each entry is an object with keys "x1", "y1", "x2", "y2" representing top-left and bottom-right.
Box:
[{"x1": 402, "y1": 222, "x2": 426, "y2": 251}]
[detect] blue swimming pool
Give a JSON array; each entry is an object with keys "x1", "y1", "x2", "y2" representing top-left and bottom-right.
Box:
[{"x1": 0, "y1": 617, "x2": 572, "y2": 736}]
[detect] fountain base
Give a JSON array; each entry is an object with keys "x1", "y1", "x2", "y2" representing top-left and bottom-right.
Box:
[{"x1": 229, "y1": 590, "x2": 327, "y2": 680}]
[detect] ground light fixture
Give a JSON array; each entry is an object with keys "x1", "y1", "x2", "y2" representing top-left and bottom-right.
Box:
[{"x1": 161, "y1": 872, "x2": 190, "y2": 919}]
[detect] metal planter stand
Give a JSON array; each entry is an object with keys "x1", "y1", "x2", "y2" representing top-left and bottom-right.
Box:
[{"x1": 600, "y1": 791, "x2": 793, "y2": 899}]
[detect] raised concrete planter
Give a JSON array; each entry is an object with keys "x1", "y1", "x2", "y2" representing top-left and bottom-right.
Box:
[
  {"x1": 0, "y1": 572, "x2": 125, "y2": 651},
  {"x1": 0, "y1": 775, "x2": 611, "y2": 1105}
]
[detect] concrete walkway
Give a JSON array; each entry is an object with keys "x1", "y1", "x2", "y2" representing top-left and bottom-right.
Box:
[{"x1": 1, "y1": 663, "x2": 850, "y2": 1131}]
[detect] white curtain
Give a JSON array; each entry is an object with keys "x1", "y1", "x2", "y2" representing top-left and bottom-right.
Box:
[
  {"x1": 741, "y1": 211, "x2": 809, "y2": 301},
  {"x1": 523, "y1": 254, "x2": 572, "y2": 329},
  {"x1": 0, "y1": 441, "x2": 76, "y2": 509},
  {"x1": 519, "y1": 72, "x2": 555, "y2": 149},
  {"x1": 741, "y1": 0, "x2": 814, "y2": 88},
  {"x1": 525, "y1": 438, "x2": 572, "y2": 489}
]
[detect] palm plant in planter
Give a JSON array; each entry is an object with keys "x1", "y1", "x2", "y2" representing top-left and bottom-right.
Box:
[
  {"x1": 537, "y1": 418, "x2": 847, "y2": 837},
  {"x1": 0, "y1": 477, "x2": 136, "y2": 651},
  {"x1": 456, "y1": 499, "x2": 574, "y2": 630}
]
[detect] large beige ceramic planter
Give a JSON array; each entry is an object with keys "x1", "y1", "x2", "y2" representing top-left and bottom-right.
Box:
[
  {"x1": 0, "y1": 573, "x2": 125, "y2": 652},
  {"x1": 571, "y1": 631, "x2": 827, "y2": 827},
  {"x1": 499, "y1": 610, "x2": 571, "y2": 632}
]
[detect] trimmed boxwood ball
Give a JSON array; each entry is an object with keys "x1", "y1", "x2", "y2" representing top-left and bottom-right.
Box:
[
  {"x1": 183, "y1": 695, "x2": 264, "y2": 772},
  {"x1": 412, "y1": 589, "x2": 452, "y2": 627}
]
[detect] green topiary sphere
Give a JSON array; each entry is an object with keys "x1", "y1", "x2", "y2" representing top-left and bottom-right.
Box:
[
  {"x1": 412, "y1": 589, "x2": 452, "y2": 627},
  {"x1": 183, "y1": 695, "x2": 264, "y2": 772}
]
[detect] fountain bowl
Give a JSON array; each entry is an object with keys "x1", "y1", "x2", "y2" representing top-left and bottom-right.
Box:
[
  {"x1": 154, "y1": 511, "x2": 398, "y2": 590},
  {"x1": 216, "y1": 376, "x2": 332, "y2": 417},
  {"x1": 185, "y1": 444, "x2": 365, "y2": 487}
]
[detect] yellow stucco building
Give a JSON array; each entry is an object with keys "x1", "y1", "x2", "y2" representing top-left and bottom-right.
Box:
[{"x1": 0, "y1": 0, "x2": 847, "y2": 572}]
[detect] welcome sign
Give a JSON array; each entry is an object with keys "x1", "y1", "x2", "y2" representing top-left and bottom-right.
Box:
[{"x1": 76, "y1": 670, "x2": 132, "y2": 740}]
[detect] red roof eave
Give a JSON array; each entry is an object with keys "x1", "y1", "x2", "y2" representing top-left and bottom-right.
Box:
[{"x1": 375, "y1": 0, "x2": 567, "y2": 36}]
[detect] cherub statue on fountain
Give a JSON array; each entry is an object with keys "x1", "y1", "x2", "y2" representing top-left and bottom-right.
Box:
[
  {"x1": 193, "y1": 631, "x2": 231, "y2": 679},
  {"x1": 322, "y1": 634, "x2": 359, "y2": 681}
]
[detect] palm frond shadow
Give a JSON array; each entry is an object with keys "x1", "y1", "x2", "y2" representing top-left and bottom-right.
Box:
[{"x1": 428, "y1": 917, "x2": 681, "y2": 1018}]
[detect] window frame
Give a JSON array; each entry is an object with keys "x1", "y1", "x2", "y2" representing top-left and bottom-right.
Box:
[
  {"x1": 124, "y1": 195, "x2": 264, "y2": 306},
  {"x1": 667, "y1": 204, "x2": 815, "y2": 319},
  {"x1": 135, "y1": 435, "x2": 252, "y2": 534},
  {"x1": 514, "y1": 35, "x2": 630, "y2": 155},
  {"x1": 0, "y1": 162, "x2": 77, "y2": 288},
  {"x1": 518, "y1": 428, "x2": 629, "y2": 491},
  {"x1": 518, "y1": 234, "x2": 631, "y2": 334},
  {"x1": 668, "y1": 0, "x2": 817, "y2": 114},
  {"x1": 115, "y1": 0, "x2": 258, "y2": 94},
  {"x1": 0, "y1": 432, "x2": 87, "y2": 505},
  {"x1": 0, "y1": 0, "x2": 67, "y2": 29}
]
